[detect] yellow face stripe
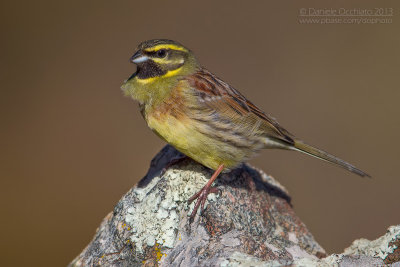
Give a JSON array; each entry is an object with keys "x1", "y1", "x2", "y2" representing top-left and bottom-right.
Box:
[
  {"x1": 151, "y1": 57, "x2": 184, "y2": 64},
  {"x1": 144, "y1": 44, "x2": 187, "y2": 52},
  {"x1": 136, "y1": 67, "x2": 183, "y2": 84}
]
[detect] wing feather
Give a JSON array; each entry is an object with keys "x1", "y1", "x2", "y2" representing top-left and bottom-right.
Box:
[{"x1": 185, "y1": 69, "x2": 294, "y2": 145}]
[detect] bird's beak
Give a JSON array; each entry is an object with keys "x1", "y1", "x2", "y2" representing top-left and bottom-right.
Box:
[{"x1": 130, "y1": 50, "x2": 149, "y2": 64}]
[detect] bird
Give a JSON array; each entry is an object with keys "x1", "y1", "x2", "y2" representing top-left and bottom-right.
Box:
[{"x1": 121, "y1": 39, "x2": 369, "y2": 221}]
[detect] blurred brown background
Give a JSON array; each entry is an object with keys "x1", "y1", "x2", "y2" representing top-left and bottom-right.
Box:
[{"x1": 1, "y1": 0, "x2": 399, "y2": 266}]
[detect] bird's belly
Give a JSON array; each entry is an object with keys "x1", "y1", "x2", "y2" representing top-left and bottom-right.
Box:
[{"x1": 146, "y1": 114, "x2": 249, "y2": 170}]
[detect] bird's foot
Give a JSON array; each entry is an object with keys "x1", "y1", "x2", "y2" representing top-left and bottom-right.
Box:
[
  {"x1": 187, "y1": 164, "x2": 225, "y2": 223},
  {"x1": 188, "y1": 185, "x2": 220, "y2": 223}
]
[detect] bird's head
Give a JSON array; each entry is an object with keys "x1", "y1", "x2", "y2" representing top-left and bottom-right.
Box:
[{"x1": 127, "y1": 39, "x2": 199, "y2": 83}]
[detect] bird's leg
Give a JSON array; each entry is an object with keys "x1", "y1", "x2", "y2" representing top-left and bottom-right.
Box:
[{"x1": 188, "y1": 164, "x2": 224, "y2": 222}]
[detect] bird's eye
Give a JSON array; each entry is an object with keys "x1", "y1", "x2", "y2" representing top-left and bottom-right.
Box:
[{"x1": 156, "y1": 49, "x2": 167, "y2": 58}]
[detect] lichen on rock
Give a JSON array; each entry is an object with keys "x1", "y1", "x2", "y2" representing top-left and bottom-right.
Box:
[
  {"x1": 69, "y1": 145, "x2": 400, "y2": 267},
  {"x1": 124, "y1": 163, "x2": 213, "y2": 253}
]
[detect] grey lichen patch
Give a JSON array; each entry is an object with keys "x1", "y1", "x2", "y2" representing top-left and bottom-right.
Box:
[
  {"x1": 288, "y1": 225, "x2": 400, "y2": 267},
  {"x1": 220, "y1": 252, "x2": 282, "y2": 267},
  {"x1": 265, "y1": 242, "x2": 280, "y2": 254},
  {"x1": 125, "y1": 161, "x2": 217, "y2": 253},
  {"x1": 220, "y1": 230, "x2": 241, "y2": 247},
  {"x1": 293, "y1": 253, "x2": 386, "y2": 267},
  {"x1": 288, "y1": 232, "x2": 299, "y2": 244},
  {"x1": 343, "y1": 225, "x2": 400, "y2": 260},
  {"x1": 293, "y1": 256, "x2": 337, "y2": 267},
  {"x1": 318, "y1": 253, "x2": 344, "y2": 267},
  {"x1": 285, "y1": 245, "x2": 318, "y2": 261}
]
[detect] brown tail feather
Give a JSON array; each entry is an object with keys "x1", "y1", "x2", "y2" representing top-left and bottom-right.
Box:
[{"x1": 292, "y1": 141, "x2": 370, "y2": 177}]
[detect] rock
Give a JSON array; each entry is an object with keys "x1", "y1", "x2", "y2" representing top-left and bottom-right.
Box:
[
  {"x1": 293, "y1": 225, "x2": 400, "y2": 267},
  {"x1": 69, "y1": 145, "x2": 399, "y2": 267}
]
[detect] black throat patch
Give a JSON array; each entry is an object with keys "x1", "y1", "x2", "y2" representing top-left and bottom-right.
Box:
[{"x1": 136, "y1": 60, "x2": 166, "y2": 79}]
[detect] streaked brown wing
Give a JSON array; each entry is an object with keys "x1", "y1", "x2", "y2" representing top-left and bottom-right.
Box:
[{"x1": 185, "y1": 68, "x2": 294, "y2": 145}]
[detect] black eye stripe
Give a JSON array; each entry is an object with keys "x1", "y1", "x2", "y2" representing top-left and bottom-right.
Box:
[
  {"x1": 144, "y1": 49, "x2": 171, "y2": 56},
  {"x1": 156, "y1": 49, "x2": 166, "y2": 58}
]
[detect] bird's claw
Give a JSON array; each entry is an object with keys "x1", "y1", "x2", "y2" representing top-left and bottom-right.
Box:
[{"x1": 189, "y1": 186, "x2": 220, "y2": 223}]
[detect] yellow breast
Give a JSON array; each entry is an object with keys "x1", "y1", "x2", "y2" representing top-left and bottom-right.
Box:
[
  {"x1": 146, "y1": 109, "x2": 242, "y2": 171},
  {"x1": 142, "y1": 82, "x2": 249, "y2": 170}
]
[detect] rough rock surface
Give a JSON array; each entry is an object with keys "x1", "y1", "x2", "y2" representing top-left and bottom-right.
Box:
[{"x1": 70, "y1": 145, "x2": 400, "y2": 267}]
